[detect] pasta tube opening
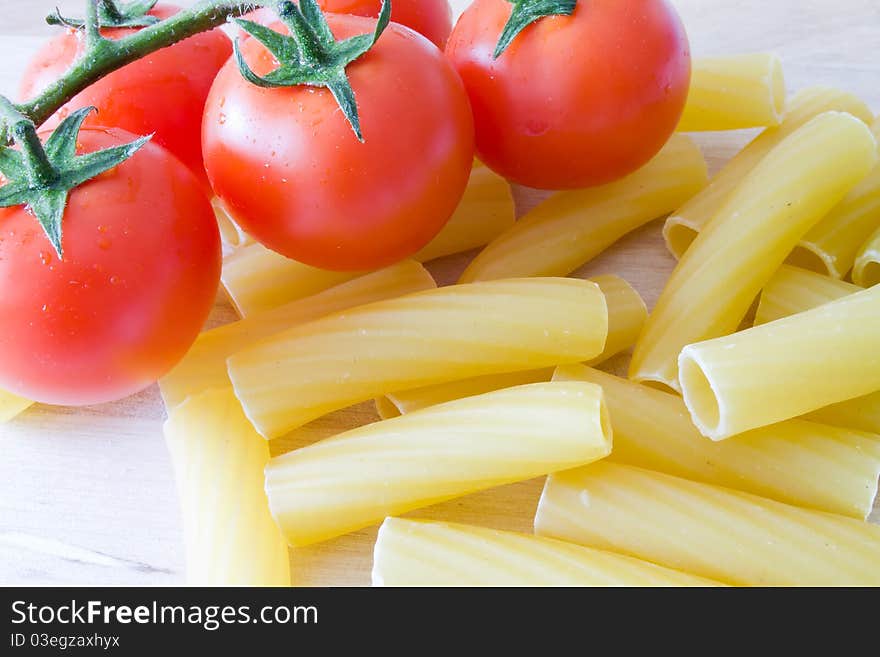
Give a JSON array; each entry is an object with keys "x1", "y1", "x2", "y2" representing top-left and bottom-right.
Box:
[
  {"x1": 678, "y1": 352, "x2": 723, "y2": 439},
  {"x1": 662, "y1": 218, "x2": 700, "y2": 261},
  {"x1": 212, "y1": 197, "x2": 251, "y2": 249},
  {"x1": 857, "y1": 260, "x2": 880, "y2": 287},
  {"x1": 786, "y1": 243, "x2": 836, "y2": 278}
]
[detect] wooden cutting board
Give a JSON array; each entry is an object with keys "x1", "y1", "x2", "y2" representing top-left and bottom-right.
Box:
[{"x1": 1, "y1": 0, "x2": 878, "y2": 586}]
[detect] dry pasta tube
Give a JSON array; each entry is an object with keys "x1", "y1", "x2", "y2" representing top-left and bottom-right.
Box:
[
  {"x1": 378, "y1": 274, "x2": 645, "y2": 418},
  {"x1": 752, "y1": 266, "x2": 880, "y2": 434},
  {"x1": 412, "y1": 163, "x2": 515, "y2": 262},
  {"x1": 852, "y1": 225, "x2": 880, "y2": 287},
  {"x1": 677, "y1": 53, "x2": 785, "y2": 132},
  {"x1": 630, "y1": 111, "x2": 877, "y2": 392},
  {"x1": 679, "y1": 283, "x2": 880, "y2": 440},
  {"x1": 265, "y1": 382, "x2": 612, "y2": 546},
  {"x1": 808, "y1": 392, "x2": 880, "y2": 436},
  {"x1": 664, "y1": 87, "x2": 874, "y2": 259},
  {"x1": 554, "y1": 364, "x2": 880, "y2": 518},
  {"x1": 229, "y1": 277, "x2": 608, "y2": 438},
  {"x1": 754, "y1": 265, "x2": 858, "y2": 325},
  {"x1": 372, "y1": 518, "x2": 720, "y2": 587},
  {"x1": 0, "y1": 390, "x2": 33, "y2": 423},
  {"x1": 159, "y1": 261, "x2": 435, "y2": 410},
  {"x1": 535, "y1": 462, "x2": 880, "y2": 586},
  {"x1": 786, "y1": 118, "x2": 880, "y2": 278},
  {"x1": 220, "y1": 164, "x2": 513, "y2": 316},
  {"x1": 459, "y1": 135, "x2": 707, "y2": 282},
  {"x1": 212, "y1": 197, "x2": 253, "y2": 250},
  {"x1": 221, "y1": 243, "x2": 362, "y2": 317},
  {"x1": 164, "y1": 387, "x2": 290, "y2": 586}
]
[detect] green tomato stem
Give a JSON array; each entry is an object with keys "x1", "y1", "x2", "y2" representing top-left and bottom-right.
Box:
[
  {"x1": 11, "y1": 1, "x2": 264, "y2": 134},
  {"x1": 0, "y1": 97, "x2": 56, "y2": 185}
]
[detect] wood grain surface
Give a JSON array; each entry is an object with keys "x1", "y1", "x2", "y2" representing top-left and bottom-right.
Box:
[{"x1": 1, "y1": 0, "x2": 878, "y2": 586}]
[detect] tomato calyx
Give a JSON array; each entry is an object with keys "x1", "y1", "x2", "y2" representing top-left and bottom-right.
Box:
[
  {"x1": 494, "y1": 0, "x2": 577, "y2": 58},
  {"x1": 233, "y1": 0, "x2": 391, "y2": 142},
  {"x1": 0, "y1": 103, "x2": 151, "y2": 258},
  {"x1": 47, "y1": 0, "x2": 161, "y2": 30}
]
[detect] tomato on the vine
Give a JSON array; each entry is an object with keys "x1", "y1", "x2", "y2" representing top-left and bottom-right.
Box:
[
  {"x1": 203, "y1": 14, "x2": 474, "y2": 271},
  {"x1": 0, "y1": 127, "x2": 221, "y2": 406},
  {"x1": 244, "y1": 0, "x2": 453, "y2": 49},
  {"x1": 19, "y1": 3, "x2": 231, "y2": 192},
  {"x1": 446, "y1": 0, "x2": 691, "y2": 190}
]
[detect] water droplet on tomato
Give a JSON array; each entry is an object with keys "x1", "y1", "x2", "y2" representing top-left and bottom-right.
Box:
[
  {"x1": 218, "y1": 113, "x2": 227, "y2": 125},
  {"x1": 39, "y1": 251, "x2": 52, "y2": 266},
  {"x1": 109, "y1": 275, "x2": 120, "y2": 285},
  {"x1": 98, "y1": 238, "x2": 111, "y2": 250}
]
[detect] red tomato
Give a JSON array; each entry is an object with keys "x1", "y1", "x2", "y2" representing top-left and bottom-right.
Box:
[
  {"x1": 203, "y1": 16, "x2": 474, "y2": 271},
  {"x1": 0, "y1": 127, "x2": 221, "y2": 406},
  {"x1": 19, "y1": 3, "x2": 231, "y2": 192},
  {"x1": 446, "y1": 0, "x2": 691, "y2": 190},
  {"x1": 243, "y1": 0, "x2": 452, "y2": 49}
]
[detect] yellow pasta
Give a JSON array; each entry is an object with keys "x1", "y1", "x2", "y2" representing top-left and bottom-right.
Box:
[
  {"x1": 553, "y1": 364, "x2": 880, "y2": 518},
  {"x1": 229, "y1": 277, "x2": 608, "y2": 438},
  {"x1": 679, "y1": 283, "x2": 880, "y2": 440},
  {"x1": 786, "y1": 119, "x2": 880, "y2": 277},
  {"x1": 372, "y1": 518, "x2": 719, "y2": 587},
  {"x1": 159, "y1": 261, "x2": 435, "y2": 411},
  {"x1": 677, "y1": 53, "x2": 785, "y2": 132},
  {"x1": 378, "y1": 274, "x2": 646, "y2": 418},
  {"x1": 212, "y1": 197, "x2": 253, "y2": 250},
  {"x1": 808, "y1": 392, "x2": 880, "y2": 436},
  {"x1": 754, "y1": 265, "x2": 858, "y2": 325},
  {"x1": 0, "y1": 390, "x2": 33, "y2": 423},
  {"x1": 664, "y1": 87, "x2": 874, "y2": 259},
  {"x1": 631, "y1": 111, "x2": 877, "y2": 392},
  {"x1": 535, "y1": 462, "x2": 880, "y2": 586},
  {"x1": 163, "y1": 387, "x2": 290, "y2": 586},
  {"x1": 459, "y1": 135, "x2": 707, "y2": 282},
  {"x1": 412, "y1": 163, "x2": 515, "y2": 262},
  {"x1": 852, "y1": 225, "x2": 880, "y2": 287},
  {"x1": 265, "y1": 382, "x2": 612, "y2": 546},
  {"x1": 377, "y1": 369, "x2": 554, "y2": 419},
  {"x1": 220, "y1": 164, "x2": 513, "y2": 316},
  {"x1": 222, "y1": 243, "x2": 362, "y2": 318},
  {"x1": 752, "y1": 266, "x2": 880, "y2": 434}
]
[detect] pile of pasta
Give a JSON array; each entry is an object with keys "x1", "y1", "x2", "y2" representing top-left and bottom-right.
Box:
[{"x1": 6, "y1": 54, "x2": 880, "y2": 586}]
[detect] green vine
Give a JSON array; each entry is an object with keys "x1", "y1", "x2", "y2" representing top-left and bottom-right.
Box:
[{"x1": 0, "y1": 0, "x2": 393, "y2": 258}]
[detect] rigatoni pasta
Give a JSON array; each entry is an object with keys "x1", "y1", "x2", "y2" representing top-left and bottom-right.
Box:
[
  {"x1": 0, "y1": 390, "x2": 33, "y2": 423},
  {"x1": 159, "y1": 261, "x2": 435, "y2": 410},
  {"x1": 808, "y1": 392, "x2": 880, "y2": 436},
  {"x1": 412, "y1": 163, "x2": 515, "y2": 262},
  {"x1": 265, "y1": 382, "x2": 612, "y2": 546},
  {"x1": 677, "y1": 53, "x2": 785, "y2": 132},
  {"x1": 163, "y1": 387, "x2": 290, "y2": 586},
  {"x1": 372, "y1": 518, "x2": 719, "y2": 587},
  {"x1": 751, "y1": 267, "x2": 879, "y2": 434},
  {"x1": 459, "y1": 135, "x2": 707, "y2": 282},
  {"x1": 221, "y1": 163, "x2": 514, "y2": 316},
  {"x1": 229, "y1": 277, "x2": 608, "y2": 438},
  {"x1": 679, "y1": 283, "x2": 880, "y2": 440},
  {"x1": 630, "y1": 111, "x2": 877, "y2": 391},
  {"x1": 663, "y1": 87, "x2": 874, "y2": 259},
  {"x1": 754, "y1": 265, "x2": 858, "y2": 325},
  {"x1": 212, "y1": 197, "x2": 253, "y2": 250},
  {"x1": 786, "y1": 118, "x2": 880, "y2": 278},
  {"x1": 553, "y1": 364, "x2": 880, "y2": 518},
  {"x1": 222, "y1": 243, "x2": 361, "y2": 317},
  {"x1": 535, "y1": 462, "x2": 880, "y2": 586},
  {"x1": 852, "y1": 226, "x2": 880, "y2": 287},
  {"x1": 378, "y1": 274, "x2": 646, "y2": 418},
  {"x1": 377, "y1": 369, "x2": 554, "y2": 419}
]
